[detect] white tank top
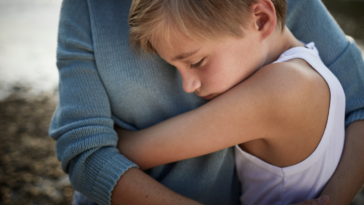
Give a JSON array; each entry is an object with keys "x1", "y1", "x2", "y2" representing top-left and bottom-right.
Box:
[{"x1": 235, "y1": 42, "x2": 346, "y2": 205}]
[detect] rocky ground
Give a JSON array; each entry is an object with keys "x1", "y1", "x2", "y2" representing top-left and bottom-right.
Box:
[{"x1": 0, "y1": 91, "x2": 73, "y2": 205}]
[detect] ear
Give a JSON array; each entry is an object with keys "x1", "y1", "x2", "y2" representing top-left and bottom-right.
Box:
[{"x1": 250, "y1": 0, "x2": 277, "y2": 41}]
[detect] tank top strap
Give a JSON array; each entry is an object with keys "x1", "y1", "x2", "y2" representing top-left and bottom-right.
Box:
[{"x1": 273, "y1": 42, "x2": 319, "y2": 64}]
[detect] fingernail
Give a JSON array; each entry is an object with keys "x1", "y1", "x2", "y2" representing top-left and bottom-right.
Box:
[{"x1": 317, "y1": 195, "x2": 328, "y2": 204}]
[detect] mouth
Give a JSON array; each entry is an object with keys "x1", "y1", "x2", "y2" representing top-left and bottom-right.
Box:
[{"x1": 201, "y1": 94, "x2": 216, "y2": 100}]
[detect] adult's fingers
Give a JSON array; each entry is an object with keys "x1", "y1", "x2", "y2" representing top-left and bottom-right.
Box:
[{"x1": 290, "y1": 195, "x2": 329, "y2": 205}]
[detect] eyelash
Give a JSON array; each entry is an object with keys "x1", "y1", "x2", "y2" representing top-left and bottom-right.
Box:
[{"x1": 190, "y1": 58, "x2": 205, "y2": 68}]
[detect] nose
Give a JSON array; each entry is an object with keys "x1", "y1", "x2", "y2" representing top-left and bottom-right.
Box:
[{"x1": 180, "y1": 70, "x2": 201, "y2": 93}]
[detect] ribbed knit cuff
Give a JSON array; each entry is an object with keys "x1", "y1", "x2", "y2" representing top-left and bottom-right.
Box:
[
  {"x1": 346, "y1": 108, "x2": 364, "y2": 127},
  {"x1": 80, "y1": 147, "x2": 138, "y2": 205}
]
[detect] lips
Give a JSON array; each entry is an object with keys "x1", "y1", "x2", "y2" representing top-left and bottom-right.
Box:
[{"x1": 202, "y1": 94, "x2": 215, "y2": 100}]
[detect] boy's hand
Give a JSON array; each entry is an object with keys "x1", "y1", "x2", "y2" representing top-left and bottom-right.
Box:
[
  {"x1": 114, "y1": 125, "x2": 134, "y2": 152},
  {"x1": 114, "y1": 125, "x2": 151, "y2": 170},
  {"x1": 114, "y1": 125, "x2": 131, "y2": 138},
  {"x1": 290, "y1": 195, "x2": 329, "y2": 205}
]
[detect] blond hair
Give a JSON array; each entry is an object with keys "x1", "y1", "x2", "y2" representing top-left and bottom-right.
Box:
[{"x1": 129, "y1": 0, "x2": 286, "y2": 54}]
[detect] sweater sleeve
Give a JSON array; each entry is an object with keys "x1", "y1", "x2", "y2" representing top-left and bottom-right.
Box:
[
  {"x1": 287, "y1": 0, "x2": 364, "y2": 127},
  {"x1": 49, "y1": 0, "x2": 138, "y2": 204}
]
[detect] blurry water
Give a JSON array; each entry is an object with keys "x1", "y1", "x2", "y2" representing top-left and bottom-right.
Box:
[{"x1": 0, "y1": 0, "x2": 62, "y2": 100}]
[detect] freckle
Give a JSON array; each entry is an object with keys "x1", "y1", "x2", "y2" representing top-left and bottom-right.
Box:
[{"x1": 146, "y1": 195, "x2": 148, "y2": 198}]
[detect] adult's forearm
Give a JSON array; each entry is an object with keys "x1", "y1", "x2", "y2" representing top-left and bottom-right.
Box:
[
  {"x1": 320, "y1": 120, "x2": 364, "y2": 204},
  {"x1": 115, "y1": 127, "x2": 201, "y2": 204},
  {"x1": 111, "y1": 167, "x2": 202, "y2": 205}
]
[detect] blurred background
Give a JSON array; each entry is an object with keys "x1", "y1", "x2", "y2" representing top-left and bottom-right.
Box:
[{"x1": 0, "y1": 0, "x2": 363, "y2": 204}]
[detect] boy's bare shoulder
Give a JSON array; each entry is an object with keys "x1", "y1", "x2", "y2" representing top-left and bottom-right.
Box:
[
  {"x1": 255, "y1": 59, "x2": 328, "y2": 102},
  {"x1": 250, "y1": 58, "x2": 330, "y2": 135}
]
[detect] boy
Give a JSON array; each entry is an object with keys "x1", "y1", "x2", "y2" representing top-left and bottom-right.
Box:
[{"x1": 117, "y1": 0, "x2": 345, "y2": 204}]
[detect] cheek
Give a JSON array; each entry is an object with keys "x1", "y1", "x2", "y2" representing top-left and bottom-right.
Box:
[{"x1": 202, "y1": 59, "x2": 236, "y2": 91}]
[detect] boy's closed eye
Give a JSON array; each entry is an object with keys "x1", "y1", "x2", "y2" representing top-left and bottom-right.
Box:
[
  {"x1": 191, "y1": 58, "x2": 205, "y2": 68},
  {"x1": 190, "y1": 58, "x2": 205, "y2": 68}
]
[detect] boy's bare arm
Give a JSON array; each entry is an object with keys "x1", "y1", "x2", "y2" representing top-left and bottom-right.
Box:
[
  {"x1": 116, "y1": 63, "x2": 320, "y2": 170},
  {"x1": 319, "y1": 120, "x2": 364, "y2": 205}
]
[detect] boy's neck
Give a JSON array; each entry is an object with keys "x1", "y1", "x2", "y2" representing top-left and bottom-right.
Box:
[{"x1": 263, "y1": 26, "x2": 304, "y2": 66}]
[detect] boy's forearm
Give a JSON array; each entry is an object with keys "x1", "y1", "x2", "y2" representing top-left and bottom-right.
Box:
[
  {"x1": 111, "y1": 167, "x2": 202, "y2": 205},
  {"x1": 115, "y1": 109, "x2": 221, "y2": 170},
  {"x1": 320, "y1": 120, "x2": 364, "y2": 204},
  {"x1": 115, "y1": 126, "x2": 159, "y2": 170},
  {"x1": 116, "y1": 107, "x2": 220, "y2": 170}
]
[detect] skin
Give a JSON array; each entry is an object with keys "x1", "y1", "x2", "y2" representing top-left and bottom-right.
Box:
[
  {"x1": 111, "y1": 167, "x2": 202, "y2": 205},
  {"x1": 111, "y1": 0, "x2": 363, "y2": 204}
]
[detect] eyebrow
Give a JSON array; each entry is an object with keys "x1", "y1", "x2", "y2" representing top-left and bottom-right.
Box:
[{"x1": 171, "y1": 48, "x2": 200, "y2": 61}]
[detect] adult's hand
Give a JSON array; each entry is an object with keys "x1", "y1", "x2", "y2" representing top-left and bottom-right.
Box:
[{"x1": 290, "y1": 195, "x2": 329, "y2": 205}]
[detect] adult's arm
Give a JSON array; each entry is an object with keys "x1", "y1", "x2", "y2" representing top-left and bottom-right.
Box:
[
  {"x1": 286, "y1": 0, "x2": 364, "y2": 204},
  {"x1": 111, "y1": 168, "x2": 201, "y2": 205},
  {"x1": 320, "y1": 120, "x2": 364, "y2": 204},
  {"x1": 49, "y1": 1, "x2": 200, "y2": 204}
]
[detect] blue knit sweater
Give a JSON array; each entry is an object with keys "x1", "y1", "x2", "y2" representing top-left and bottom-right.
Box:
[{"x1": 49, "y1": 0, "x2": 364, "y2": 204}]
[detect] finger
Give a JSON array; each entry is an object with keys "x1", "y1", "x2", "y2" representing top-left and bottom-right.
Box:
[
  {"x1": 316, "y1": 195, "x2": 329, "y2": 205},
  {"x1": 290, "y1": 195, "x2": 329, "y2": 205}
]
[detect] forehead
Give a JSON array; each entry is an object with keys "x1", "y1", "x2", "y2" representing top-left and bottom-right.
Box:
[
  {"x1": 150, "y1": 26, "x2": 204, "y2": 60},
  {"x1": 148, "y1": 18, "x2": 253, "y2": 63}
]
